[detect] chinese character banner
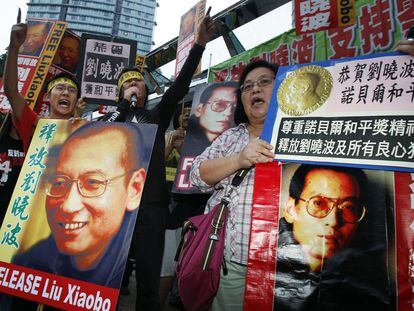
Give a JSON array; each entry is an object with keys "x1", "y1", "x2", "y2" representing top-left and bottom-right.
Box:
[
  {"x1": 262, "y1": 52, "x2": 414, "y2": 171},
  {"x1": 78, "y1": 34, "x2": 137, "y2": 106},
  {"x1": 0, "y1": 120, "x2": 156, "y2": 310},
  {"x1": 209, "y1": 0, "x2": 412, "y2": 82},
  {"x1": 295, "y1": 0, "x2": 356, "y2": 35}
]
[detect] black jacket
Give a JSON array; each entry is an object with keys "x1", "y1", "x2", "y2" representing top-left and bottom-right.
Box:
[{"x1": 102, "y1": 44, "x2": 205, "y2": 205}]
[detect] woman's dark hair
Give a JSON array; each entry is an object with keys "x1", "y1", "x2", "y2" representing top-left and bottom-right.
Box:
[
  {"x1": 117, "y1": 67, "x2": 149, "y2": 105},
  {"x1": 234, "y1": 60, "x2": 279, "y2": 125},
  {"x1": 44, "y1": 72, "x2": 81, "y2": 98}
]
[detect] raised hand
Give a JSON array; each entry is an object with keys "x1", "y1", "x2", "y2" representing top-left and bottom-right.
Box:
[
  {"x1": 196, "y1": 7, "x2": 215, "y2": 47},
  {"x1": 9, "y1": 23, "x2": 27, "y2": 51}
]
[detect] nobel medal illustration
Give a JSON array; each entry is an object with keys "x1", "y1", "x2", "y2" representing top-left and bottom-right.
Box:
[{"x1": 277, "y1": 65, "x2": 333, "y2": 116}]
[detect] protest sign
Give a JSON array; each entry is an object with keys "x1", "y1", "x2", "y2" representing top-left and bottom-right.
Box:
[
  {"x1": 294, "y1": 0, "x2": 356, "y2": 35},
  {"x1": 172, "y1": 82, "x2": 238, "y2": 193},
  {"x1": 78, "y1": 34, "x2": 137, "y2": 105},
  {"x1": 209, "y1": 0, "x2": 412, "y2": 82},
  {"x1": 0, "y1": 19, "x2": 67, "y2": 113},
  {"x1": 174, "y1": 0, "x2": 206, "y2": 78},
  {"x1": 0, "y1": 120, "x2": 156, "y2": 310},
  {"x1": 53, "y1": 30, "x2": 80, "y2": 75},
  {"x1": 262, "y1": 52, "x2": 414, "y2": 171},
  {"x1": 245, "y1": 162, "x2": 411, "y2": 310}
]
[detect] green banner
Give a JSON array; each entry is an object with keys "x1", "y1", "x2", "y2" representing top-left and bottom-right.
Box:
[{"x1": 209, "y1": 0, "x2": 412, "y2": 82}]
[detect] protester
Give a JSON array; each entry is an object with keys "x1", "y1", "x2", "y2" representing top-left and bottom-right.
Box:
[
  {"x1": 102, "y1": 10, "x2": 215, "y2": 310},
  {"x1": 190, "y1": 60, "x2": 278, "y2": 309},
  {"x1": 4, "y1": 22, "x2": 86, "y2": 152},
  {"x1": 0, "y1": 114, "x2": 25, "y2": 224}
]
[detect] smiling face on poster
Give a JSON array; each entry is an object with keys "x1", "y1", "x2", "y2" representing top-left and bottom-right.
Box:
[{"x1": 0, "y1": 120, "x2": 156, "y2": 310}]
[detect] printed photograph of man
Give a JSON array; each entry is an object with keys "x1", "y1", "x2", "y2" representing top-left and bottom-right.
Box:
[
  {"x1": 54, "y1": 32, "x2": 80, "y2": 73},
  {"x1": 184, "y1": 82, "x2": 237, "y2": 155},
  {"x1": 11, "y1": 122, "x2": 154, "y2": 288},
  {"x1": 179, "y1": 6, "x2": 196, "y2": 41},
  {"x1": 19, "y1": 21, "x2": 52, "y2": 57},
  {"x1": 274, "y1": 164, "x2": 391, "y2": 310}
]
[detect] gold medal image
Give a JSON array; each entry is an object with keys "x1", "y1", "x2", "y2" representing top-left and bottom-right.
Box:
[{"x1": 277, "y1": 65, "x2": 333, "y2": 116}]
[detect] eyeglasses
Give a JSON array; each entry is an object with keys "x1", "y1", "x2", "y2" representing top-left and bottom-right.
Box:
[
  {"x1": 53, "y1": 84, "x2": 78, "y2": 95},
  {"x1": 298, "y1": 196, "x2": 366, "y2": 224},
  {"x1": 45, "y1": 171, "x2": 133, "y2": 198},
  {"x1": 240, "y1": 76, "x2": 275, "y2": 93},
  {"x1": 205, "y1": 100, "x2": 235, "y2": 112}
]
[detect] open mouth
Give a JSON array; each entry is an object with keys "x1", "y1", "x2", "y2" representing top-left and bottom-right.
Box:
[
  {"x1": 251, "y1": 97, "x2": 265, "y2": 107},
  {"x1": 59, "y1": 222, "x2": 87, "y2": 230},
  {"x1": 58, "y1": 100, "x2": 71, "y2": 108}
]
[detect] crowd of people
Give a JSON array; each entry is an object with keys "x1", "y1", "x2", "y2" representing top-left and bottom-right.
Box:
[{"x1": 0, "y1": 6, "x2": 414, "y2": 311}]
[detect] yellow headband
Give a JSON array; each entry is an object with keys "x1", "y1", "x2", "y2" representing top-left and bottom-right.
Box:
[
  {"x1": 47, "y1": 77, "x2": 78, "y2": 93},
  {"x1": 117, "y1": 71, "x2": 144, "y2": 91}
]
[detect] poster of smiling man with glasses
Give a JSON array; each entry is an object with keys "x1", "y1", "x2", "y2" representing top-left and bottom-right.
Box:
[{"x1": 0, "y1": 120, "x2": 156, "y2": 311}]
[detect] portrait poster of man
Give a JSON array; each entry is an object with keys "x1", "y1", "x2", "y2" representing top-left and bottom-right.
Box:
[
  {"x1": 262, "y1": 51, "x2": 414, "y2": 172},
  {"x1": 19, "y1": 20, "x2": 53, "y2": 57},
  {"x1": 174, "y1": 0, "x2": 206, "y2": 78},
  {"x1": 0, "y1": 19, "x2": 67, "y2": 112},
  {"x1": 53, "y1": 30, "x2": 80, "y2": 74},
  {"x1": 243, "y1": 162, "x2": 413, "y2": 311},
  {"x1": 78, "y1": 34, "x2": 137, "y2": 106},
  {"x1": 0, "y1": 120, "x2": 156, "y2": 311},
  {"x1": 173, "y1": 81, "x2": 238, "y2": 193}
]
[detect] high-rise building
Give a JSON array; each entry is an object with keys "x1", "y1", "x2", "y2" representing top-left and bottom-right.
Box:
[{"x1": 27, "y1": 0, "x2": 158, "y2": 55}]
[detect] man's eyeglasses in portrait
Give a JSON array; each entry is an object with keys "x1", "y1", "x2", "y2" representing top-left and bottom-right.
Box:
[
  {"x1": 205, "y1": 100, "x2": 235, "y2": 112},
  {"x1": 45, "y1": 171, "x2": 134, "y2": 198},
  {"x1": 298, "y1": 196, "x2": 366, "y2": 223}
]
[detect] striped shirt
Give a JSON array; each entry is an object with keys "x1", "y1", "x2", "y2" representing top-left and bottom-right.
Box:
[{"x1": 189, "y1": 124, "x2": 255, "y2": 265}]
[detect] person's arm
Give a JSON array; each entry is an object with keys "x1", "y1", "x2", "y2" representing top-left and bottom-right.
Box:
[
  {"x1": 100, "y1": 99, "x2": 130, "y2": 122},
  {"x1": 395, "y1": 39, "x2": 414, "y2": 56},
  {"x1": 4, "y1": 23, "x2": 27, "y2": 121},
  {"x1": 198, "y1": 139, "x2": 275, "y2": 186},
  {"x1": 158, "y1": 13, "x2": 215, "y2": 127}
]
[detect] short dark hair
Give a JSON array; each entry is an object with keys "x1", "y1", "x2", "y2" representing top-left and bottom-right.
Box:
[
  {"x1": 45, "y1": 72, "x2": 81, "y2": 98},
  {"x1": 199, "y1": 81, "x2": 238, "y2": 104},
  {"x1": 234, "y1": 60, "x2": 279, "y2": 125},
  {"x1": 63, "y1": 122, "x2": 144, "y2": 171},
  {"x1": 117, "y1": 67, "x2": 149, "y2": 104},
  {"x1": 289, "y1": 164, "x2": 367, "y2": 204}
]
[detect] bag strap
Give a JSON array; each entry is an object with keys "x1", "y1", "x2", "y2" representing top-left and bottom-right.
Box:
[{"x1": 201, "y1": 168, "x2": 251, "y2": 270}]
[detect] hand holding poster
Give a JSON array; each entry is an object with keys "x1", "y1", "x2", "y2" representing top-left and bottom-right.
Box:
[
  {"x1": 262, "y1": 52, "x2": 414, "y2": 171},
  {"x1": 0, "y1": 120, "x2": 156, "y2": 310}
]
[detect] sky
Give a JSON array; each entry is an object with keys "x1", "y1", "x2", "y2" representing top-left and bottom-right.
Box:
[{"x1": 0, "y1": 0, "x2": 293, "y2": 74}]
